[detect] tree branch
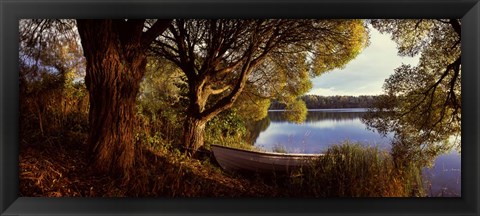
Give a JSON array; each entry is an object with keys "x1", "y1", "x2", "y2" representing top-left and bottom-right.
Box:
[
  {"x1": 209, "y1": 85, "x2": 231, "y2": 95},
  {"x1": 141, "y1": 19, "x2": 172, "y2": 48},
  {"x1": 200, "y1": 45, "x2": 255, "y2": 121},
  {"x1": 400, "y1": 56, "x2": 461, "y2": 118}
]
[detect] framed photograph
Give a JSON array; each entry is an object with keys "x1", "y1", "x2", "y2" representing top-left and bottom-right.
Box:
[{"x1": 1, "y1": 0, "x2": 479, "y2": 215}]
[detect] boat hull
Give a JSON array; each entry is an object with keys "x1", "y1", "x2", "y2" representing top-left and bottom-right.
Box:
[{"x1": 211, "y1": 144, "x2": 322, "y2": 174}]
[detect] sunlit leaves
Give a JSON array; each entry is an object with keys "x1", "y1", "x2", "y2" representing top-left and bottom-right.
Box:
[
  {"x1": 233, "y1": 91, "x2": 271, "y2": 121},
  {"x1": 139, "y1": 57, "x2": 186, "y2": 114},
  {"x1": 283, "y1": 99, "x2": 308, "y2": 123},
  {"x1": 370, "y1": 19, "x2": 436, "y2": 57},
  {"x1": 312, "y1": 19, "x2": 370, "y2": 75}
]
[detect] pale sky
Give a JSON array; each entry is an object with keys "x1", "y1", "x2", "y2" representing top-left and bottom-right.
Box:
[{"x1": 307, "y1": 24, "x2": 420, "y2": 96}]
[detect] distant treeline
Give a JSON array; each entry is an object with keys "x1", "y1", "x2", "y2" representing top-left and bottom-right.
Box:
[
  {"x1": 268, "y1": 110, "x2": 365, "y2": 122},
  {"x1": 269, "y1": 95, "x2": 380, "y2": 110}
]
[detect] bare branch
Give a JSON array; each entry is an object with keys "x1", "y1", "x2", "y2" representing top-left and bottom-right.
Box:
[
  {"x1": 401, "y1": 56, "x2": 461, "y2": 117},
  {"x1": 141, "y1": 19, "x2": 172, "y2": 47}
]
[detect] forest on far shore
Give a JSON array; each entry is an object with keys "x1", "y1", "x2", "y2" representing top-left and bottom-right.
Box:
[{"x1": 269, "y1": 95, "x2": 380, "y2": 110}]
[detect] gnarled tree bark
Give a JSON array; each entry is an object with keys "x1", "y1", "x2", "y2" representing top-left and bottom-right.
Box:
[{"x1": 77, "y1": 19, "x2": 170, "y2": 179}]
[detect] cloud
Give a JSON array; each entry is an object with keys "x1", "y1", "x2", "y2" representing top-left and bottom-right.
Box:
[{"x1": 307, "y1": 25, "x2": 420, "y2": 96}]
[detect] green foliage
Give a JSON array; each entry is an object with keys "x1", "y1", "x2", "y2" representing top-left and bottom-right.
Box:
[
  {"x1": 283, "y1": 99, "x2": 308, "y2": 123},
  {"x1": 138, "y1": 58, "x2": 186, "y2": 114},
  {"x1": 136, "y1": 58, "x2": 187, "y2": 148},
  {"x1": 233, "y1": 89, "x2": 271, "y2": 121},
  {"x1": 205, "y1": 109, "x2": 248, "y2": 147}
]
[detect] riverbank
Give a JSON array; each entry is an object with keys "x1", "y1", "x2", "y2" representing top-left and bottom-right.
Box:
[{"x1": 19, "y1": 133, "x2": 424, "y2": 197}]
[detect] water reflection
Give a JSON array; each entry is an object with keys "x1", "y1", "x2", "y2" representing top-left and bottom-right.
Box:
[
  {"x1": 255, "y1": 109, "x2": 392, "y2": 153},
  {"x1": 423, "y1": 152, "x2": 461, "y2": 197},
  {"x1": 250, "y1": 109, "x2": 461, "y2": 197}
]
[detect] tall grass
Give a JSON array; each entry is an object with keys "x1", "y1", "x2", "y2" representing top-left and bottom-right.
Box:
[{"x1": 285, "y1": 142, "x2": 425, "y2": 197}]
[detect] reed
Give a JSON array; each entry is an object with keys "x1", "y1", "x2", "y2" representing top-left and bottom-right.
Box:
[{"x1": 284, "y1": 141, "x2": 425, "y2": 197}]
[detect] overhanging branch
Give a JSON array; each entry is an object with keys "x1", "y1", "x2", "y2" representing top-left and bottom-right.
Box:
[{"x1": 141, "y1": 19, "x2": 172, "y2": 48}]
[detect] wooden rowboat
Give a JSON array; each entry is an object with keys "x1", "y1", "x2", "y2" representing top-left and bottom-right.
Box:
[{"x1": 211, "y1": 144, "x2": 323, "y2": 174}]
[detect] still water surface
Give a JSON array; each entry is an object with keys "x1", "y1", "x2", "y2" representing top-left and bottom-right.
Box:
[{"x1": 252, "y1": 109, "x2": 461, "y2": 197}]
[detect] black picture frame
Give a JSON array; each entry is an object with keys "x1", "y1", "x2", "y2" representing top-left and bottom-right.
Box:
[{"x1": 1, "y1": 0, "x2": 479, "y2": 215}]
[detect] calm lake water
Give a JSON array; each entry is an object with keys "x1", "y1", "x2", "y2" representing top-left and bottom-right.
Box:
[{"x1": 253, "y1": 109, "x2": 461, "y2": 197}]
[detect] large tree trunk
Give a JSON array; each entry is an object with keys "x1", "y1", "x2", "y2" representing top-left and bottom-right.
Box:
[
  {"x1": 183, "y1": 115, "x2": 207, "y2": 154},
  {"x1": 77, "y1": 20, "x2": 146, "y2": 179}
]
